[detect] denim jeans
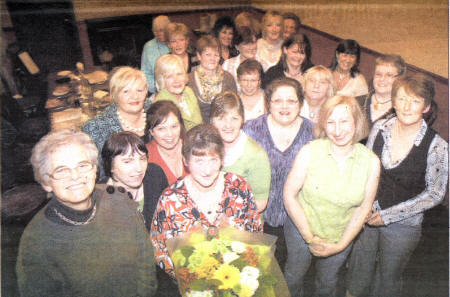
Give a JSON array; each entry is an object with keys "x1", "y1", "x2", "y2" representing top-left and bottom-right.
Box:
[
  {"x1": 346, "y1": 223, "x2": 421, "y2": 297},
  {"x1": 264, "y1": 222, "x2": 287, "y2": 271},
  {"x1": 284, "y1": 217, "x2": 352, "y2": 297}
]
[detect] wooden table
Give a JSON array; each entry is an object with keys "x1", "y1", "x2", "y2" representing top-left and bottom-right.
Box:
[{"x1": 45, "y1": 70, "x2": 110, "y2": 130}]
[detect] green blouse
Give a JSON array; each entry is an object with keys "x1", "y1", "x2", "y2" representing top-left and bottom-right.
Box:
[
  {"x1": 298, "y1": 138, "x2": 376, "y2": 243},
  {"x1": 154, "y1": 86, "x2": 203, "y2": 130},
  {"x1": 223, "y1": 133, "x2": 271, "y2": 201}
]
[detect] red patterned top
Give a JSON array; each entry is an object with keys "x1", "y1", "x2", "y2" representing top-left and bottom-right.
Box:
[{"x1": 150, "y1": 171, "x2": 263, "y2": 277}]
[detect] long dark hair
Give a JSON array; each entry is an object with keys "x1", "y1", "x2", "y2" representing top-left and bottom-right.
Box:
[
  {"x1": 330, "y1": 39, "x2": 361, "y2": 78},
  {"x1": 281, "y1": 33, "x2": 313, "y2": 74}
]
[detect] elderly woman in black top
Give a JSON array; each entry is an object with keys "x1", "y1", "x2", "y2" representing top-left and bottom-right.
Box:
[
  {"x1": 346, "y1": 74, "x2": 448, "y2": 297},
  {"x1": 17, "y1": 129, "x2": 157, "y2": 297}
]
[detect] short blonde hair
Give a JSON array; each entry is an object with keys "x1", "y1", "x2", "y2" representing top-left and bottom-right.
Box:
[
  {"x1": 154, "y1": 54, "x2": 187, "y2": 91},
  {"x1": 261, "y1": 11, "x2": 283, "y2": 39},
  {"x1": 303, "y1": 65, "x2": 336, "y2": 100},
  {"x1": 314, "y1": 95, "x2": 369, "y2": 142},
  {"x1": 165, "y1": 22, "x2": 191, "y2": 41},
  {"x1": 30, "y1": 129, "x2": 98, "y2": 186},
  {"x1": 109, "y1": 66, "x2": 148, "y2": 103}
]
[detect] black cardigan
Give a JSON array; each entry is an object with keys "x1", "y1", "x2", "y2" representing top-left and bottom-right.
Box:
[{"x1": 99, "y1": 163, "x2": 169, "y2": 231}]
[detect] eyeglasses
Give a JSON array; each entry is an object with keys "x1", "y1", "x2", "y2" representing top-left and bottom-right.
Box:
[
  {"x1": 47, "y1": 162, "x2": 94, "y2": 180},
  {"x1": 270, "y1": 99, "x2": 299, "y2": 106}
]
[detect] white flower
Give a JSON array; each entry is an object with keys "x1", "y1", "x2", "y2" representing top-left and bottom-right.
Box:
[
  {"x1": 231, "y1": 241, "x2": 246, "y2": 253},
  {"x1": 186, "y1": 290, "x2": 214, "y2": 297},
  {"x1": 241, "y1": 277, "x2": 259, "y2": 292},
  {"x1": 241, "y1": 266, "x2": 260, "y2": 280},
  {"x1": 222, "y1": 251, "x2": 240, "y2": 264}
]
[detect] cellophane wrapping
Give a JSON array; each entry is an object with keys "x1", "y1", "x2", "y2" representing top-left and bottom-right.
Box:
[{"x1": 166, "y1": 225, "x2": 290, "y2": 297}]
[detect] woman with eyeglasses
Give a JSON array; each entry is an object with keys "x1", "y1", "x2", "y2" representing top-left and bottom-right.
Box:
[
  {"x1": 243, "y1": 77, "x2": 314, "y2": 270},
  {"x1": 17, "y1": 129, "x2": 157, "y2": 296},
  {"x1": 236, "y1": 59, "x2": 266, "y2": 122},
  {"x1": 357, "y1": 54, "x2": 406, "y2": 126}
]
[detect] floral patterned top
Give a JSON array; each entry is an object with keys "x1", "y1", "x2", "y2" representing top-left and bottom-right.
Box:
[{"x1": 150, "y1": 171, "x2": 262, "y2": 277}]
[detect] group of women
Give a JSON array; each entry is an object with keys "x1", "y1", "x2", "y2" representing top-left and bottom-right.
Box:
[{"x1": 22, "y1": 9, "x2": 448, "y2": 297}]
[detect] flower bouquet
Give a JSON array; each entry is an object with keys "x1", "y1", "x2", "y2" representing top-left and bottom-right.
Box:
[{"x1": 166, "y1": 225, "x2": 290, "y2": 297}]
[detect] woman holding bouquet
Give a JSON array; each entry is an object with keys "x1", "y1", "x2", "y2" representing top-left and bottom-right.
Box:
[
  {"x1": 150, "y1": 124, "x2": 262, "y2": 279},
  {"x1": 283, "y1": 95, "x2": 380, "y2": 297}
]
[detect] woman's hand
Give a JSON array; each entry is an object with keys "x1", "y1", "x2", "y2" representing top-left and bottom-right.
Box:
[
  {"x1": 367, "y1": 211, "x2": 385, "y2": 226},
  {"x1": 309, "y1": 237, "x2": 343, "y2": 257}
]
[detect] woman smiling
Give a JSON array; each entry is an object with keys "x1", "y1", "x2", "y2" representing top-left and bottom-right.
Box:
[
  {"x1": 154, "y1": 54, "x2": 202, "y2": 130},
  {"x1": 357, "y1": 54, "x2": 406, "y2": 125},
  {"x1": 244, "y1": 77, "x2": 314, "y2": 270},
  {"x1": 151, "y1": 124, "x2": 262, "y2": 279},
  {"x1": 347, "y1": 74, "x2": 448, "y2": 297},
  {"x1": 101, "y1": 131, "x2": 168, "y2": 230},
  {"x1": 82, "y1": 66, "x2": 150, "y2": 178},
  {"x1": 300, "y1": 65, "x2": 335, "y2": 123},
  {"x1": 210, "y1": 91, "x2": 271, "y2": 212},
  {"x1": 283, "y1": 95, "x2": 380, "y2": 297},
  {"x1": 146, "y1": 100, "x2": 188, "y2": 185},
  {"x1": 257, "y1": 10, "x2": 284, "y2": 71},
  {"x1": 263, "y1": 33, "x2": 313, "y2": 88},
  {"x1": 330, "y1": 39, "x2": 368, "y2": 97},
  {"x1": 17, "y1": 130, "x2": 157, "y2": 296},
  {"x1": 187, "y1": 34, "x2": 237, "y2": 123}
]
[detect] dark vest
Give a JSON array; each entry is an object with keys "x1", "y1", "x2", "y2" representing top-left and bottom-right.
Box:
[{"x1": 373, "y1": 126, "x2": 436, "y2": 209}]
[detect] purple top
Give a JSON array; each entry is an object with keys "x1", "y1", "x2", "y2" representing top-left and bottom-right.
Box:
[{"x1": 243, "y1": 114, "x2": 314, "y2": 227}]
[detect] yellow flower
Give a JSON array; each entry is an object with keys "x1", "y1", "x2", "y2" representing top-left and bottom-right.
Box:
[
  {"x1": 171, "y1": 249, "x2": 187, "y2": 267},
  {"x1": 213, "y1": 264, "x2": 241, "y2": 290},
  {"x1": 189, "y1": 233, "x2": 206, "y2": 245},
  {"x1": 195, "y1": 256, "x2": 220, "y2": 279}
]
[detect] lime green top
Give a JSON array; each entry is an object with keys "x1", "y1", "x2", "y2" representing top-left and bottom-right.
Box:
[
  {"x1": 154, "y1": 86, "x2": 203, "y2": 130},
  {"x1": 223, "y1": 133, "x2": 271, "y2": 201},
  {"x1": 298, "y1": 138, "x2": 376, "y2": 243}
]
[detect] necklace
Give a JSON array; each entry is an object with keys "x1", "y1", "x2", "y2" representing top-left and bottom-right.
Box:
[
  {"x1": 336, "y1": 71, "x2": 350, "y2": 81},
  {"x1": 54, "y1": 203, "x2": 97, "y2": 226},
  {"x1": 373, "y1": 93, "x2": 391, "y2": 110},
  {"x1": 117, "y1": 109, "x2": 146, "y2": 133}
]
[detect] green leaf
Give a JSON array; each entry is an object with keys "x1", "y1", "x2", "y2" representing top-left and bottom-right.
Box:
[
  {"x1": 229, "y1": 258, "x2": 247, "y2": 270},
  {"x1": 180, "y1": 246, "x2": 194, "y2": 258},
  {"x1": 189, "y1": 279, "x2": 209, "y2": 291}
]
